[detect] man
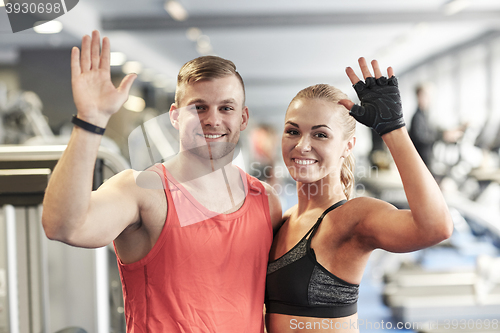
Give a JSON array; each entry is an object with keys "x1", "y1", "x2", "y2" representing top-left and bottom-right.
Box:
[
  {"x1": 42, "y1": 30, "x2": 282, "y2": 332},
  {"x1": 409, "y1": 83, "x2": 465, "y2": 177},
  {"x1": 409, "y1": 83, "x2": 437, "y2": 168}
]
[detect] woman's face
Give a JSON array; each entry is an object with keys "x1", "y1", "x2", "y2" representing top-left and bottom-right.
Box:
[{"x1": 282, "y1": 98, "x2": 354, "y2": 184}]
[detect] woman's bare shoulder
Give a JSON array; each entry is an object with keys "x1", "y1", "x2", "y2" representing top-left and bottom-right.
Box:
[
  {"x1": 283, "y1": 204, "x2": 297, "y2": 220},
  {"x1": 344, "y1": 196, "x2": 395, "y2": 214}
]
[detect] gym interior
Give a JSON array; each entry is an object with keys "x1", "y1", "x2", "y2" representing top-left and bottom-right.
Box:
[{"x1": 1, "y1": 1, "x2": 500, "y2": 332}]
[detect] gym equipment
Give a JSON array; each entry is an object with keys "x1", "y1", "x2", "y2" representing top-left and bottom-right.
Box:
[
  {"x1": 383, "y1": 264, "x2": 500, "y2": 323},
  {"x1": 0, "y1": 90, "x2": 54, "y2": 145},
  {"x1": 0, "y1": 145, "x2": 129, "y2": 333}
]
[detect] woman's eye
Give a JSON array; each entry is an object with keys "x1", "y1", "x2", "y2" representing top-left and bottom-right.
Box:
[
  {"x1": 286, "y1": 129, "x2": 299, "y2": 135},
  {"x1": 314, "y1": 132, "x2": 327, "y2": 138}
]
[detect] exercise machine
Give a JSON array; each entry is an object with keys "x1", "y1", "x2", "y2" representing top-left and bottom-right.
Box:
[{"x1": 0, "y1": 145, "x2": 129, "y2": 333}]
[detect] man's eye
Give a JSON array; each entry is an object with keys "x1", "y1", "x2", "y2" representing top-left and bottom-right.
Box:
[{"x1": 221, "y1": 106, "x2": 234, "y2": 111}]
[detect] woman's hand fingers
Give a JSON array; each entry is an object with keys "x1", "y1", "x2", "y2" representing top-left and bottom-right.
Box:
[
  {"x1": 358, "y1": 57, "x2": 373, "y2": 80},
  {"x1": 387, "y1": 66, "x2": 394, "y2": 78},
  {"x1": 338, "y1": 99, "x2": 354, "y2": 111},
  {"x1": 345, "y1": 67, "x2": 361, "y2": 85},
  {"x1": 347, "y1": 58, "x2": 396, "y2": 85},
  {"x1": 371, "y1": 60, "x2": 383, "y2": 79}
]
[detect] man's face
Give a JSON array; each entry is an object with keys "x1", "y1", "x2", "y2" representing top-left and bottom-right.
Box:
[{"x1": 170, "y1": 75, "x2": 249, "y2": 161}]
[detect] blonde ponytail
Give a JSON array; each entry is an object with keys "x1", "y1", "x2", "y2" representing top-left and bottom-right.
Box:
[{"x1": 341, "y1": 154, "x2": 355, "y2": 200}]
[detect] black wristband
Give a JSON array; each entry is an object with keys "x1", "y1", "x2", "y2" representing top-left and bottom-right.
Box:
[{"x1": 71, "y1": 115, "x2": 106, "y2": 135}]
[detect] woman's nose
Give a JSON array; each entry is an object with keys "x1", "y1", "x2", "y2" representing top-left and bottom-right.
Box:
[{"x1": 296, "y1": 136, "x2": 311, "y2": 153}]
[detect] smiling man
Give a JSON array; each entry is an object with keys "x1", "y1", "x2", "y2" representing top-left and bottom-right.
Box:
[{"x1": 42, "y1": 30, "x2": 282, "y2": 333}]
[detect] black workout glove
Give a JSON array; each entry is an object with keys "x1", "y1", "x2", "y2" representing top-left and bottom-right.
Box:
[{"x1": 349, "y1": 76, "x2": 405, "y2": 136}]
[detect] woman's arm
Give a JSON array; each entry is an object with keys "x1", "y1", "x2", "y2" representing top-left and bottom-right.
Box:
[{"x1": 340, "y1": 58, "x2": 453, "y2": 252}]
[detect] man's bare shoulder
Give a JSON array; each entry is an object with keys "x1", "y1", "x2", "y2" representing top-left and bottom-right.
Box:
[
  {"x1": 259, "y1": 180, "x2": 283, "y2": 231},
  {"x1": 133, "y1": 168, "x2": 164, "y2": 190},
  {"x1": 260, "y1": 180, "x2": 274, "y2": 195},
  {"x1": 97, "y1": 168, "x2": 164, "y2": 203}
]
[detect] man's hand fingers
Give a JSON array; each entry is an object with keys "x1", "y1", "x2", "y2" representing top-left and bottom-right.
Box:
[
  {"x1": 80, "y1": 35, "x2": 91, "y2": 72},
  {"x1": 118, "y1": 74, "x2": 138, "y2": 96},
  {"x1": 100, "y1": 37, "x2": 111, "y2": 70},
  {"x1": 70, "y1": 47, "x2": 81, "y2": 82},
  {"x1": 91, "y1": 30, "x2": 101, "y2": 70},
  {"x1": 345, "y1": 67, "x2": 361, "y2": 85}
]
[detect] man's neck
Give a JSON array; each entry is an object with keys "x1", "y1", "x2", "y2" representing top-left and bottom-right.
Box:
[{"x1": 165, "y1": 155, "x2": 246, "y2": 214}]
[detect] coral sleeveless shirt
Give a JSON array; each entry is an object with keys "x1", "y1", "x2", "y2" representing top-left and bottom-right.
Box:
[{"x1": 115, "y1": 164, "x2": 273, "y2": 333}]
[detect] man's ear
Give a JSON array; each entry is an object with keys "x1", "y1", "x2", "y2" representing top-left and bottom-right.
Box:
[
  {"x1": 343, "y1": 136, "x2": 356, "y2": 158},
  {"x1": 240, "y1": 106, "x2": 250, "y2": 131},
  {"x1": 169, "y1": 103, "x2": 180, "y2": 130}
]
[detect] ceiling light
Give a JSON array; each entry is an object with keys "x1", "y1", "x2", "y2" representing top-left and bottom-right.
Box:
[
  {"x1": 196, "y1": 35, "x2": 212, "y2": 55},
  {"x1": 0, "y1": 0, "x2": 5, "y2": 7},
  {"x1": 124, "y1": 95, "x2": 146, "y2": 112},
  {"x1": 153, "y1": 74, "x2": 176, "y2": 92},
  {"x1": 153, "y1": 74, "x2": 168, "y2": 88},
  {"x1": 196, "y1": 44, "x2": 213, "y2": 55},
  {"x1": 110, "y1": 52, "x2": 127, "y2": 66},
  {"x1": 197, "y1": 35, "x2": 211, "y2": 48},
  {"x1": 140, "y1": 68, "x2": 155, "y2": 82},
  {"x1": 186, "y1": 27, "x2": 201, "y2": 41},
  {"x1": 164, "y1": 1, "x2": 188, "y2": 21},
  {"x1": 122, "y1": 61, "x2": 142, "y2": 75},
  {"x1": 443, "y1": 0, "x2": 471, "y2": 16},
  {"x1": 33, "y1": 21, "x2": 63, "y2": 34}
]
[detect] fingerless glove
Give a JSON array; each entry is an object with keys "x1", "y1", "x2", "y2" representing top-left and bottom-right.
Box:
[{"x1": 349, "y1": 76, "x2": 405, "y2": 136}]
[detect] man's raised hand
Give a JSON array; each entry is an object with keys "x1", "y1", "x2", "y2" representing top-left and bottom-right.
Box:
[{"x1": 71, "y1": 30, "x2": 137, "y2": 127}]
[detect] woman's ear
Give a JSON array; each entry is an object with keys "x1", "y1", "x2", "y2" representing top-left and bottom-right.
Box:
[
  {"x1": 342, "y1": 136, "x2": 356, "y2": 158},
  {"x1": 169, "y1": 103, "x2": 180, "y2": 130}
]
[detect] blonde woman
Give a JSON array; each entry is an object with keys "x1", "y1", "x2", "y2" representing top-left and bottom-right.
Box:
[{"x1": 265, "y1": 58, "x2": 453, "y2": 333}]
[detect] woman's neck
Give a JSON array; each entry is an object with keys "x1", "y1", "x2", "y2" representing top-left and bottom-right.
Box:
[{"x1": 296, "y1": 175, "x2": 346, "y2": 216}]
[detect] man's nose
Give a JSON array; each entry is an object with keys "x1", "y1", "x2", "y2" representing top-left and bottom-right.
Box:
[{"x1": 202, "y1": 107, "x2": 221, "y2": 127}]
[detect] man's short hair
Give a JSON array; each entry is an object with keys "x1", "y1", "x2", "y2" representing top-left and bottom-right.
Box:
[{"x1": 175, "y1": 55, "x2": 245, "y2": 106}]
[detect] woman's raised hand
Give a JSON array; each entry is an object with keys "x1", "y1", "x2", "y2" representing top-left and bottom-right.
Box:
[{"x1": 339, "y1": 57, "x2": 405, "y2": 136}]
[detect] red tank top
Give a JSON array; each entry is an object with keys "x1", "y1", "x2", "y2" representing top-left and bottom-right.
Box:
[{"x1": 115, "y1": 164, "x2": 273, "y2": 333}]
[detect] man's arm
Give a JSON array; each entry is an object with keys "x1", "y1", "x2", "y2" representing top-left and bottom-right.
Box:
[
  {"x1": 261, "y1": 182, "x2": 283, "y2": 233},
  {"x1": 42, "y1": 31, "x2": 137, "y2": 248}
]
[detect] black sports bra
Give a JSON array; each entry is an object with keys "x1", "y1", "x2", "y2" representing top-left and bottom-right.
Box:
[{"x1": 265, "y1": 200, "x2": 359, "y2": 318}]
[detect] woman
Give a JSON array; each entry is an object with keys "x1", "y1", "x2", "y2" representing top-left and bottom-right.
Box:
[{"x1": 265, "y1": 58, "x2": 454, "y2": 333}]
